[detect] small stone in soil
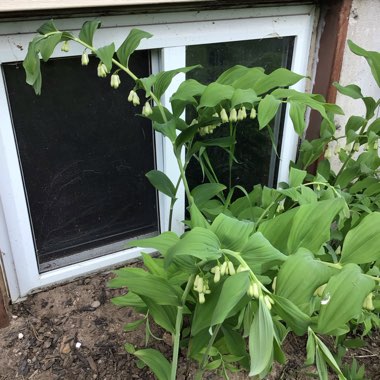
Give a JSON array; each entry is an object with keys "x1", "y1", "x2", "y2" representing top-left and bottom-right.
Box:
[{"x1": 91, "y1": 300, "x2": 101, "y2": 309}]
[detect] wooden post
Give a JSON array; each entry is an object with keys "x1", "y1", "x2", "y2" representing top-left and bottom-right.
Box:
[{"x1": 0, "y1": 264, "x2": 9, "y2": 328}]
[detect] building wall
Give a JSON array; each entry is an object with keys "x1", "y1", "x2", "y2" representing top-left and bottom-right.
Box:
[{"x1": 331, "y1": 0, "x2": 380, "y2": 168}]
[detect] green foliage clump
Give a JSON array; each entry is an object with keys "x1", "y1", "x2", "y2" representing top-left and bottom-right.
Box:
[{"x1": 24, "y1": 20, "x2": 380, "y2": 380}]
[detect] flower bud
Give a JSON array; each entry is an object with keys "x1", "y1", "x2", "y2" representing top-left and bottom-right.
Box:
[
  {"x1": 97, "y1": 63, "x2": 108, "y2": 78},
  {"x1": 61, "y1": 41, "x2": 69, "y2": 52},
  {"x1": 237, "y1": 106, "x2": 247, "y2": 121},
  {"x1": 213, "y1": 266, "x2": 221, "y2": 283},
  {"x1": 220, "y1": 261, "x2": 227, "y2": 276},
  {"x1": 353, "y1": 142, "x2": 360, "y2": 152},
  {"x1": 132, "y1": 93, "x2": 140, "y2": 106},
  {"x1": 142, "y1": 102, "x2": 153, "y2": 117},
  {"x1": 264, "y1": 295, "x2": 273, "y2": 310},
  {"x1": 199, "y1": 292, "x2": 205, "y2": 304},
  {"x1": 324, "y1": 144, "x2": 332, "y2": 159},
  {"x1": 220, "y1": 108, "x2": 229, "y2": 123},
  {"x1": 314, "y1": 283, "x2": 327, "y2": 297},
  {"x1": 373, "y1": 140, "x2": 378, "y2": 150},
  {"x1": 363, "y1": 293, "x2": 374, "y2": 311},
  {"x1": 81, "y1": 52, "x2": 89, "y2": 66},
  {"x1": 227, "y1": 261, "x2": 235, "y2": 275},
  {"x1": 212, "y1": 112, "x2": 219, "y2": 118},
  {"x1": 229, "y1": 108, "x2": 237, "y2": 123},
  {"x1": 247, "y1": 282, "x2": 260, "y2": 299},
  {"x1": 190, "y1": 119, "x2": 198, "y2": 126},
  {"x1": 272, "y1": 277, "x2": 277, "y2": 292},
  {"x1": 110, "y1": 74, "x2": 121, "y2": 89},
  {"x1": 250, "y1": 107, "x2": 257, "y2": 120},
  {"x1": 128, "y1": 90, "x2": 135, "y2": 102},
  {"x1": 345, "y1": 143, "x2": 352, "y2": 153}
]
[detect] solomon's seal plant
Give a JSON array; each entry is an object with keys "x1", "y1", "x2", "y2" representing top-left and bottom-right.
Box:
[{"x1": 24, "y1": 20, "x2": 380, "y2": 380}]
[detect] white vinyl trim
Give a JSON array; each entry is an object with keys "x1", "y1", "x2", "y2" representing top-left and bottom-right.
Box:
[{"x1": 0, "y1": 5, "x2": 316, "y2": 301}]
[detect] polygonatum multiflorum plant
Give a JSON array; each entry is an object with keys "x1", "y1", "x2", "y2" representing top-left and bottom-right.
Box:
[{"x1": 24, "y1": 20, "x2": 380, "y2": 380}]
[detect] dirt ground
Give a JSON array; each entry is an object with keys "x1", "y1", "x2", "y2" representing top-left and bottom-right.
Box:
[{"x1": 0, "y1": 266, "x2": 379, "y2": 380}]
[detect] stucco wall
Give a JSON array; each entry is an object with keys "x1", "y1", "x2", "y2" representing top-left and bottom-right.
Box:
[{"x1": 331, "y1": 0, "x2": 380, "y2": 168}]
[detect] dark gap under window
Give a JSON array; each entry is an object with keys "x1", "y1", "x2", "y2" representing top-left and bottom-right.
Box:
[{"x1": 3, "y1": 50, "x2": 158, "y2": 271}]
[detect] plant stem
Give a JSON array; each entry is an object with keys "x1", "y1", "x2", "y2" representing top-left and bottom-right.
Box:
[
  {"x1": 168, "y1": 176, "x2": 182, "y2": 231},
  {"x1": 200, "y1": 324, "x2": 221, "y2": 369},
  {"x1": 255, "y1": 201, "x2": 275, "y2": 228},
  {"x1": 171, "y1": 274, "x2": 195, "y2": 380}
]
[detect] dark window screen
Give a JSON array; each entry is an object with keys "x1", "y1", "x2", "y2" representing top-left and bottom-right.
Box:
[
  {"x1": 186, "y1": 37, "x2": 294, "y2": 191},
  {"x1": 2, "y1": 51, "x2": 158, "y2": 270}
]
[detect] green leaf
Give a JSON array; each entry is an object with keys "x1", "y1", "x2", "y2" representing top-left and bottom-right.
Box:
[
  {"x1": 271, "y1": 294, "x2": 311, "y2": 335},
  {"x1": 289, "y1": 167, "x2": 307, "y2": 187},
  {"x1": 146, "y1": 170, "x2": 176, "y2": 199},
  {"x1": 128, "y1": 232, "x2": 179, "y2": 256},
  {"x1": 198, "y1": 82, "x2": 235, "y2": 108},
  {"x1": 191, "y1": 183, "x2": 226, "y2": 209},
  {"x1": 141, "y1": 296, "x2": 176, "y2": 333},
  {"x1": 109, "y1": 268, "x2": 180, "y2": 306},
  {"x1": 240, "y1": 232, "x2": 287, "y2": 274},
  {"x1": 230, "y1": 88, "x2": 260, "y2": 108},
  {"x1": 231, "y1": 67, "x2": 266, "y2": 89},
  {"x1": 333, "y1": 82, "x2": 363, "y2": 99},
  {"x1": 305, "y1": 329, "x2": 316, "y2": 366},
  {"x1": 79, "y1": 20, "x2": 101, "y2": 46},
  {"x1": 348, "y1": 40, "x2": 380, "y2": 87},
  {"x1": 39, "y1": 33, "x2": 63, "y2": 61},
  {"x1": 188, "y1": 203, "x2": 210, "y2": 229},
  {"x1": 116, "y1": 28, "x2": 152, "y2": 67},
  {"x1": 362, "y1": 96, "x2": 377, "y2": 119},
  {"x1": 340, "y1": 212, "x2": 380, "y2": 264},
  {"x1": 23, "y1": 36, "x2": 43, "y2": 94},
  {"x1": 154, "y1": 65, "x2": 201, "y2": 100},
  {"x1": 124, "y1": 318, "x2": 145, "y2": 332},
  {"x1": 153, "y1": 119, "x2": 177, "y2": 143},
  {"x1": 253, "y1": 68, "x2": 305, "y2": 95},
  {"x1": 221, "y1": 326, "x2": 250, "y2": 369},
  {"x1": 211, "y1": 271, "x2": 250, "y2": 326},
  {"x1": 289, "y1": 101, "x2": 307, "y2": 136},
  {"x1": 216, "y1": 65, "x2": 250, "y2": 85},
  {"x1": 133, "y1": 349, "x2": 171, "y2": 380},
  {"x1": 96, "y1": 43, "x2": 115, "y2": 72},
  {"x1": 258, "y1": 94, "x2": 281, "y2": 129},
  {"x1": 317, "y1": 264, "x2": 375, "y2": 334},
  {"x1": 316, "y1": 347, "x2": 329, "y2": 380},
  {"x1": 276, "y1": 249, "x2": 336, "y2": 312},
  {"x1": 166, "y1": 227, "x2": 221, "y2": 267},
  {"x1": 249, "y1": 298, "x2": 274, "y2": 377},
  {"x1": 345, "y1": 116, "x2": 366, "y2": 143},
  {"x1": 37, "y1": 20, "x2": 59, "y2": 35},
  {"x1": 211, "y1": 213, "x2": 254, "y2": 251},
  {"x1": 111, "y1": 292, "x2": 146, "y2": 309}
]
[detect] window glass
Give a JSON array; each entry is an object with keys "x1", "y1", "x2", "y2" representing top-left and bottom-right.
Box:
[
  {"x1": 3, "y1": 50, "x2": 158, "y2": 271},
  {"x1": 186, "y1": 38, "x2": 294, "y2": 191}
]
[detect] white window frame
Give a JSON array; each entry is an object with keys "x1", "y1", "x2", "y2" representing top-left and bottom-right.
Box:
[{"x1": 0, "y1": 4, "x2": 316, "y2": 301}]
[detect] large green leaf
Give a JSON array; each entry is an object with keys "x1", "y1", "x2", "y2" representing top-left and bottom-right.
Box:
[
  {"x1": 211, "y1": 213, "x2": 254, "y2": 251},
  {"x1": 78, "y1": 20, "x2": 101, "y2": 46},
  {"x1": 340, "y1": 212, "x2": 380, "y2": 264},
  {"x1": 348, "y1": 40, "x2": 380, "y2": 87},
  {"x1": 287, "y1": 199, "x2": 345, "y2": 254},
  {"x1": 166, "y1": 227, "x2": 221, "y2": 267},
  {"x1": 146, "y1": 170, "x2": 176, "y2": 199},
  {"x1": 108, "y1": 268, "x2": 180, "y2": 306},
  {"x1": 116, "y1": 28, "x2": 152, "y2": 67},
  {"x1": 141, "y1": 296, "x2": 176, "y2": 334},
  {"x1": 154, "y1": 65, "x2": 201, "y2": 100},
  {"x1": 191, "y1": 183, "x2": 226, "y2": 209},
  {"x1": 133, "y1": 349, "x2": 171, "y2": 380},
  {"x1": 289, "y1": 100, "x2": 307, "y2": 136},
  {"x1": 333, "y1": 82, "x2": 363, "y2": 99},
  {"x1": 253, "y1": 67, "x2": 304, "y2": 95},
  {"x1": 198, "y1": 82, "x2": 235, "y2": 108},
  {"x1": 249, "y1": 298, "x2": 274, "y2": 377},
  {"x1": 276, "y1": 249, "x2": 336, "y2": 313},
  {"x1": 271, "y1": 295, "x2": 311, "y2": 336},
  {"x1": 111, "y1": 292, "x2": 146, "y2": 309},
  {"x1": 211, "y1": 271, "x2": 250, "y2": 325},
  {"x1": 231, "y1": 67, "x2": 266, "y2": 89},
  {"x1": 153, "y1": 119, "x2": 177, "y2": 142},
  {"x1": 170, "y1": 79, "x2": 205, "y2": 116},
  {"x1": 188, "y1": 203, "x2": 210, "y2": 229},
  {"x1": 128, "y1": 231, "x2": 179, "y2": 256},
  {"x1": 216, "y1": 65, "x2": 250, "y2": 85},
  {"x1": 240, "y1": 232, "x2": 287, "y2": 274},
  {"x1": 230, "y1": 88, "x2": 260, "y2": 108},
  {"x1": 258, "y1": 94, "x2": 281, "y2": 129},
  {"x1": 39, "y1": 33, "x2": 63, "y2": 61},
  {"x1": 23, "y1": 36, "x2": 44, "y2": 94},
  {"x1": 96, "y1": 43, "x2": 115, "y2": 71},
  {"x1": 317, "y1": 264, "x2": 375, "y2": 334},
  {"x1": 37, "y1": 20, "x2": 59, "y2": 35}
]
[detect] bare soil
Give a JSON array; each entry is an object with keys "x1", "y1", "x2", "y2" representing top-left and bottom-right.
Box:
[{"x1": 0, "y1": 266, "x2": 379, "y2": 380}]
